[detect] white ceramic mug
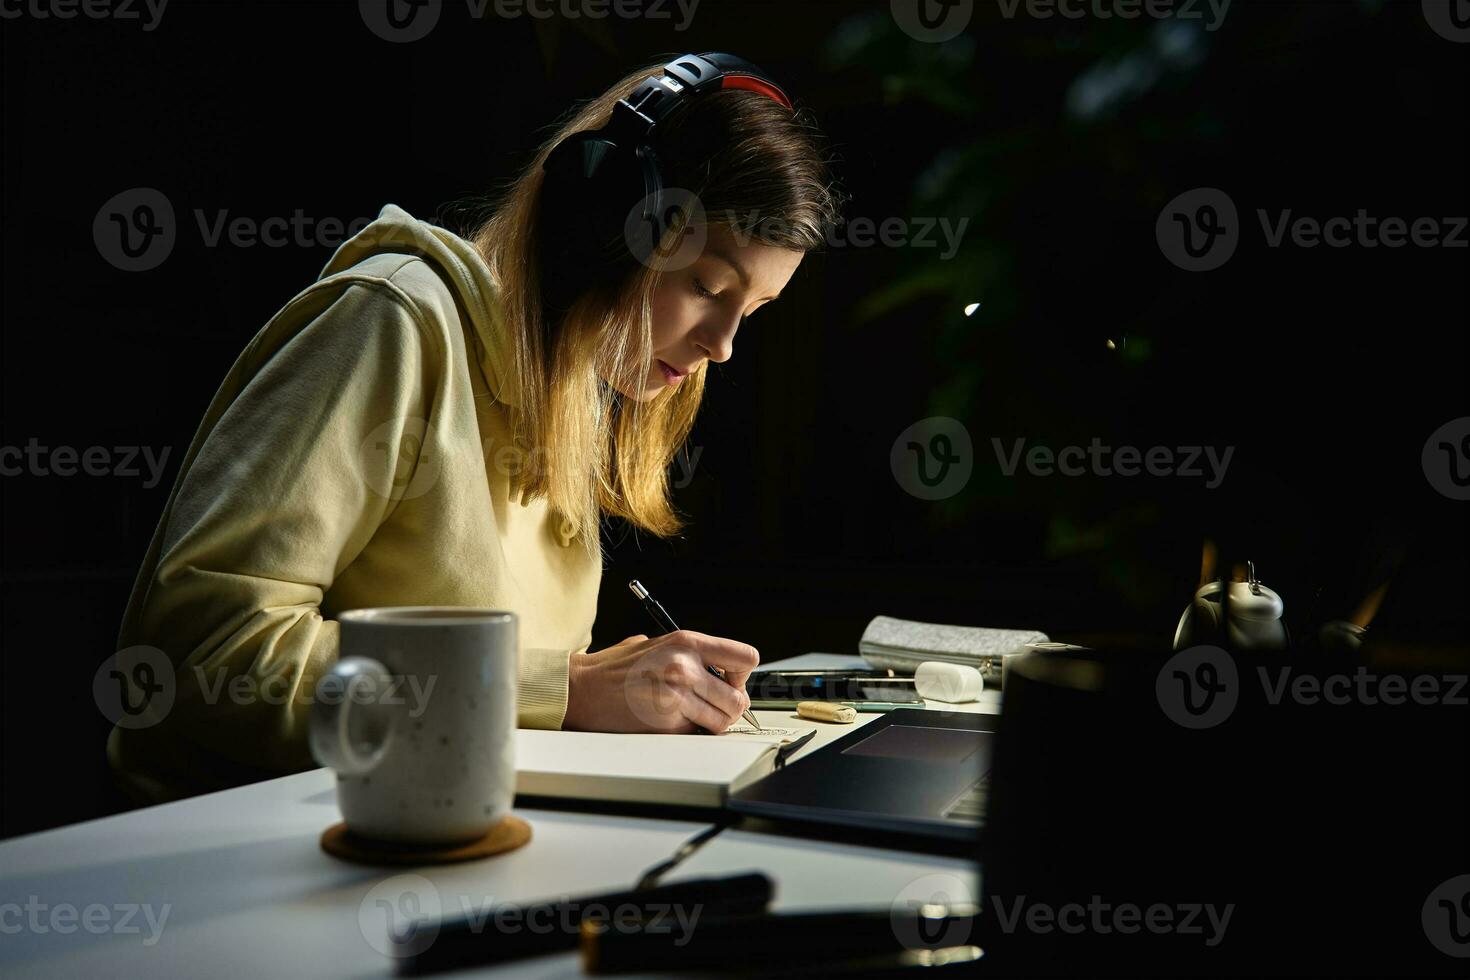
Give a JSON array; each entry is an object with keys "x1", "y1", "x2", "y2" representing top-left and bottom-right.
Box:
[{"x1": 309, "y1": 607, "x2": 518, "y2": 845}]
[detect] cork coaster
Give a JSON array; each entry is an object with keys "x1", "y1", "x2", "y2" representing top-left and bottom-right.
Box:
[{"x1": 320, "y1": 814, "x2": 532, "y2": 866}]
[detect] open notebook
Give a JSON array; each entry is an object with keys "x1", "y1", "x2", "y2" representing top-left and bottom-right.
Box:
[{"x1": 515, "y1": 726, "x2": 813, "y2": 808}]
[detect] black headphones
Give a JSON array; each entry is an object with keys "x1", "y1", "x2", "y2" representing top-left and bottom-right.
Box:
[{"x1": 538, "y1": 53, "x2": 793, "y2": 314}]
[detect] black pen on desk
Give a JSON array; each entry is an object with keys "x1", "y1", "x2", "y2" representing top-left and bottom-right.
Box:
[{"x1": 627, "y1": 579, "x2": 763, "y2": 731}]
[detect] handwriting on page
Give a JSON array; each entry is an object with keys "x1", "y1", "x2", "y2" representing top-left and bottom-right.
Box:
[{"x1": 723, "y1": 726, "x2": 812, "y2": 738}]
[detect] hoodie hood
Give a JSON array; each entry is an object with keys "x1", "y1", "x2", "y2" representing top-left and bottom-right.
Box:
[{"x1": 319, "y1": 203, "x2": 520, "y2": 408}]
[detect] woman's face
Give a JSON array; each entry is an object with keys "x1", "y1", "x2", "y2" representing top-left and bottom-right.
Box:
[{"x1": 615, "y1": 225, "x2": 805, "y2": 402}]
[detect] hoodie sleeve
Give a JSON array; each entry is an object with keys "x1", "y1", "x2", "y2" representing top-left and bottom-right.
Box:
[{"x1": 134, "y1": 279, "x2": 443, "y2": 774}]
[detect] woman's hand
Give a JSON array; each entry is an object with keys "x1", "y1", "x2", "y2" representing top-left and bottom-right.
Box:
[{"x1": 564, "y1": 631, "x2": 760, "y2": 734}]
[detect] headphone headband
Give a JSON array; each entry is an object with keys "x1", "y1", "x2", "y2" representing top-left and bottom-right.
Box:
[{"x1": 611, "y1": 53, "x2": 791, "y2": 142}]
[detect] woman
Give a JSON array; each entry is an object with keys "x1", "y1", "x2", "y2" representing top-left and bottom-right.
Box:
[{"x1": 107, "y1": 53, "x2": 842, "y2": 803}]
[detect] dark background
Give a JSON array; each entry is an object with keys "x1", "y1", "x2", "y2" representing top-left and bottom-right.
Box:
[{"x1": 2, "y1": 0, "x2": 1465, "y2": 837}]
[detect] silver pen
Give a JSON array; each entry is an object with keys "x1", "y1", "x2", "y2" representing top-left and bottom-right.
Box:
[{"x1": 627, "y1": 579, "x2": 763, "y2": 731}]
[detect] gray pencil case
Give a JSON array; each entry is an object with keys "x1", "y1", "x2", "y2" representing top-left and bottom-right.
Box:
[{"x1": 858, "y1": 615, "x2": 1050, "y2": 687}]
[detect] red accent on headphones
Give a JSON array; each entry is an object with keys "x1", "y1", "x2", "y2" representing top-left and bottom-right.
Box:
[{"x1": 720, "y1": 74, "x2": 793, "y2": 109}]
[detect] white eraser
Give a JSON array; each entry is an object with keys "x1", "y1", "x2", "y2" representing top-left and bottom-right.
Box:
[{"x1": 914, "y1": 661, "x2": 984, "y2": 703}]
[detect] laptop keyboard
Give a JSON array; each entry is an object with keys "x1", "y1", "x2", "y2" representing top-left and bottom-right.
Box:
[{"x1": 941, "y1": 772, "x2": 990, "y2": 823}]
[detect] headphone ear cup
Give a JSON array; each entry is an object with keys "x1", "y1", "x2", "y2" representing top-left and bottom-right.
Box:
[
  {"x1": 541, "y1": 132, "x2": 617, "y2": 258},
  {"x1": 541, "y1": 132, "x2": 661, "y2": 277},
  {"x1": 590, "y1": 142, "x2": 662, "y2": 264},
  {"x1": 542, "y1": 131, "x2": 610, "y2": 184},
  {"x1": 539, "y1": 132, "x2": 626, "y2": 314},
  {"x1": 620, "y1": 144, "x2": 674, "y2": 267}
]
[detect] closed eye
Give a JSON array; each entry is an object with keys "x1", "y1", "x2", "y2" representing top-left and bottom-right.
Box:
[{"x1": 692, "y1": 277, "x2": 719, "y2": 300}]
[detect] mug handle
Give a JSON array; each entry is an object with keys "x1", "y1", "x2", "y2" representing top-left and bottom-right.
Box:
[{"x1": 309, "y1": 656, "x2": 398, "y2": 776}]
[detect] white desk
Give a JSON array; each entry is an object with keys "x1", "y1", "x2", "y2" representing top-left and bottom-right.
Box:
[
  {"x1": 0, "y1": 769, "x2": 714, "y2": 979},
  {"x1": 0, "y1": 659, "x2": 991, "y2": 978}
]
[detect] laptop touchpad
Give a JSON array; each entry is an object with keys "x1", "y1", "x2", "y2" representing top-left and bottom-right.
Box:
[{"x1": 841, "y1": 725, "x2": 986, "y2": 765}]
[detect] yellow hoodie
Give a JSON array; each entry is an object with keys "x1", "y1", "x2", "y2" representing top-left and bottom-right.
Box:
[{"x1": 108, "y1": 205, "x2": 602, "y2": 804}]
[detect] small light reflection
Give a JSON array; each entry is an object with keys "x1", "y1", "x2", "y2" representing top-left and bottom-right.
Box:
[{"x1": 963, "y1": 302, "x2": 981, "y2": 317}]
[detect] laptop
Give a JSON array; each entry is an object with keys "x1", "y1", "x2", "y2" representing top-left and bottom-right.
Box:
[{"x1": 727, "y1": 708, "x2": 995, "y2": 841}]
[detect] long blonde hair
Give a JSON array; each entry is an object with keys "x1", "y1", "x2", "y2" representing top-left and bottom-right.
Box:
[{"x1": 470, "y1": 59, "x2": 841, "y2": 555}]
